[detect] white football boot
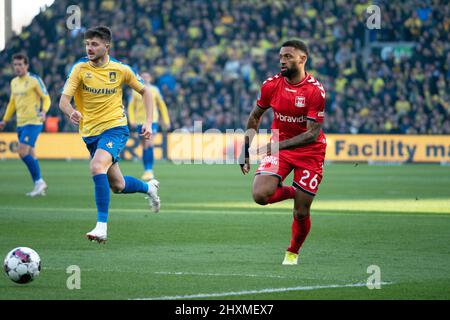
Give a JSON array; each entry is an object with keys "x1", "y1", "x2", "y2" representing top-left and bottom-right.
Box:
[
  {"x1": 86, "y1": 222, "x2": 107, "y2": 243},
  {"x1": 146, "y1": 179, "x2": 160, "y2": 213},
  {"x1": 26, "y1": 179, "x2": 47, "y2": 197}
]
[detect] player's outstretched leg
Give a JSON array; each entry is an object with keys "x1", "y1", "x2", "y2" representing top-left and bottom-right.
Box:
[
  {"x1": 282, "y1": 190, "x2": 313, "y2": 265},
  {"x1": 108, "y1": 163, "x2": 160, "y2": 213},
  {"x1": 18, "y1": 144, "x2": 47, "y2": 197}
]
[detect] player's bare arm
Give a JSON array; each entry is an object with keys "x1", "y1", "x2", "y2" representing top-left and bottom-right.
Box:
[
  {"x1": 240, "y1": 105, "x2": 267, "y2": 174},
  {"x1": 258, "y1": 120, "x2": 321, "y2": 156},
  {"x1": 34, "y1": 88, "x2": 47, "y2": 122},
  {"x1": 139, "y1": 86, "x2": 154, "y2": 140},
  {"x1": 278, "y1": 120, "x2": 321, "y2": 150},
  {"x1": 59, "y1": 94, "x2": 82, "y2": 125}
]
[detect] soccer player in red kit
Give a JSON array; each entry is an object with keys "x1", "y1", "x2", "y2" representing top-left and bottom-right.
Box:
[{"x1": 240, "y1": 40, "x2": 327, "y2": 265}]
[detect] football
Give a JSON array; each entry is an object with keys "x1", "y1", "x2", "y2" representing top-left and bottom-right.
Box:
[{"x1": 3, "y1": 247, "x2": 41, "y2": 284}]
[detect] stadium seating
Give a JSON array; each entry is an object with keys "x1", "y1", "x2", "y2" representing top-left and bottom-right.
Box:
[{"x1": 0, "y1": 0, "x2": 448, "y2": 134}]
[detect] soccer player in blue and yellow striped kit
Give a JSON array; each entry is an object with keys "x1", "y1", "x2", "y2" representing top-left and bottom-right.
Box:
[
  {"x1": 59, "y1": 26, "x2": 160, "y2": 243},
  {"x1": 0, "y1": 53, "x2": 50, "y2": 197}
]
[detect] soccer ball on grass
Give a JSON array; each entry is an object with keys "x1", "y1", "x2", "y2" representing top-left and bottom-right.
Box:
[{"x1": 3, "y1": 247, "x2": 41, "y2": 284}]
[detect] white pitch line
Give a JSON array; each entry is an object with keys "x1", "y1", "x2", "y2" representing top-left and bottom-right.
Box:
[
  {"x1": 133, "y1": 282, "x2": 393, "y2": 300},
  {"x1": 1, "y1": 206, "x2": 447, "y2": 217},
  {"x1": 42, "y1": 267, "x2": 291, "y2": 279},
  {"x1": 154, "y1": 271, "x2": 288, "y2": 279}
]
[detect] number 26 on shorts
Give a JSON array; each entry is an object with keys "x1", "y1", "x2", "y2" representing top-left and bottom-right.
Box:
[{"x1": 299, "y1": 169, "x2": 319, "y2": 190}]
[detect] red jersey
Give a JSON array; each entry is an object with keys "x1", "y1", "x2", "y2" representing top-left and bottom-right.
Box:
[{"x1": 256, "y1": 72, "x2": 326, "y2": 147}]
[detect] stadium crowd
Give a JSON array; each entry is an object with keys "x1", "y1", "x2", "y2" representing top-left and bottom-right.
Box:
[{"x1": 0, "y1": 0, "x2": 448, "y2": 134}]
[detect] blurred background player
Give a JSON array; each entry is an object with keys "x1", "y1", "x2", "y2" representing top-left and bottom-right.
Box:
[
  {"x1": 59, "y1": 26, "x2": 160, "y2": 243},
  {"x1": 240, "y1": 40, "x2": 327, "y2": 265},
  {"x1": 128, "y1": 71, "x2": 170, "y2": 181},
  {"x1": 0, "y1": 53, "x2": 50, "y2": 197}
]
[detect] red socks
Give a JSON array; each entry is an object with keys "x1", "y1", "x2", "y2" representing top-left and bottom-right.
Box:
[
  {"x1": 287, "y1": 215, "x2": 311, "y2": 254},
  {"x1": 265, "y1": 186, "x2": 310, "y2": 254},
  {"x1": 267, "y1": 186, "x2": 296, "y2": 203}
]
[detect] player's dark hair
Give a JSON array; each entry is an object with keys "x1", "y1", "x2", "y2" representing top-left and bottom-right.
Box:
[
  {"x1": 281, "y1": 40, "x2": 309, "y2": 56},
  {"x1": 84, "y1": 26, "x2": 112, "y2": 43},
  {"x1": 12, "y1": 53, "x2": 29, "y2": 65}
]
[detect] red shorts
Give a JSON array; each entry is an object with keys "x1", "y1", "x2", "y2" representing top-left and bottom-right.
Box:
[{"x1": 255, "y1": 144, "x2": 326, "y2": 196}]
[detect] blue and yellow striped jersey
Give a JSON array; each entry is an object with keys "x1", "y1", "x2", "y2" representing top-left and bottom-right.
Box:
[
  {"x1": 62, "y1": 56, "x2": 145, "y2": 137},
  {"x1": 3, "y1": 73, "x2": 51, "y2": 126}
]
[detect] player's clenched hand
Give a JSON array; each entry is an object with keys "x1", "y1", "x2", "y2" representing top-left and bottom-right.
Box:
[
  {"x1": 239, "y1": 136, "x2": 251, "y2": 175},
  {"x1": 69, "y1": 110, "x2": 83, "y2": 125},
  {"x1": 38, "y1": 112, "x2": 46, "y2": 122},
  {"x1": 0, "y1": 121, "x2": 5, "y2": 131},
  {"x1": 240, "y1": 160, "x2": 250, "y2": 175},
  {"x1": 239, "y1": 148, "x2": 250, "y2": 175},
  {"x1": 140, "y1": 124, "x2": 152, "y2": 140},
  {"x1": 239, "y1": 150, "x2": 250, "y2": 174}
]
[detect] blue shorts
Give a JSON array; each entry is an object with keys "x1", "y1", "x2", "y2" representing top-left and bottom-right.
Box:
[
  {"x1": 136, "y1": 123, "x2": 159, "y2": 135},
  {"x1": 17, "y1": 124, "x2": 43, "y2": 147},
  {"x1": 82, "y1": 126, "x2": 129, "y2": 163}
]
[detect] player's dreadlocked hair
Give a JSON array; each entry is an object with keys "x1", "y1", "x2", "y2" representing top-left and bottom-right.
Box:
[
  {"x1": 84, "y1": 26, "x2": 112, "y2": 43},
  {"x1": 281, "y1": 39, "x2": 309, "y2": 56}
]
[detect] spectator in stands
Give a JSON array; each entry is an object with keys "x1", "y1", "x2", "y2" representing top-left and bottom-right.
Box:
[{"x1": 0, "y1": 0, "x2": 448, "y2": 134}]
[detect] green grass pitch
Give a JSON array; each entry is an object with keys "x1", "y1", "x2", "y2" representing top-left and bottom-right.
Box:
[{"x1": 0, "y1": 160, "x2": 449, "y2": 300}]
